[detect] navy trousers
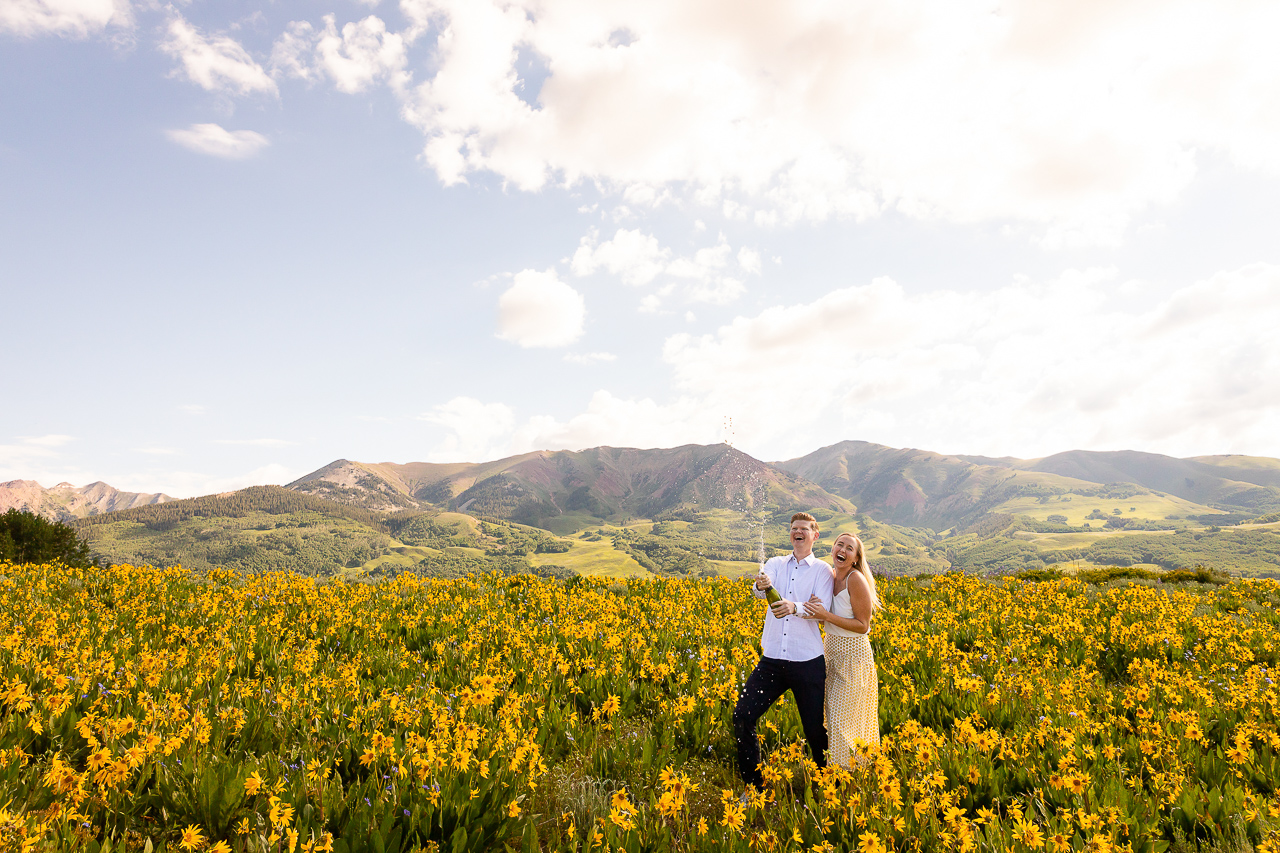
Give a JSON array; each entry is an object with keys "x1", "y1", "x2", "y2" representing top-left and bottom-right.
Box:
[{"x1": 732, "y1": 655, "x2": 827, "y2": 789}]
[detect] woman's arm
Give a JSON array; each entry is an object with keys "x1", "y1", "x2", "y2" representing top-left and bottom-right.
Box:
[
  {"x1": 844, "y1": 572, "x2": 873, "y2": 634},
  {"x1": 802, "y1": 573, "x2": 872, "y2": 634}
]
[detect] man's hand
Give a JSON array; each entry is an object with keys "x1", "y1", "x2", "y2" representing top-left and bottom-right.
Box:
[
  {"x1": 768, "y1": 599, "x2": 794, "y2": 619},
  {"x1": 754, "y1": 571, "x2": 772, "y2": 591}
]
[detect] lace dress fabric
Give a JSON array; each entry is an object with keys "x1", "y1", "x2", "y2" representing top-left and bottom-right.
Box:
[{"x1": 824, "y1": 588, "x2": 880, "y2": 767}]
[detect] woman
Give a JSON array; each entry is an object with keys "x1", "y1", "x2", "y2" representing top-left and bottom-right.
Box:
[{"x1": 802, "y1": 532, "x2": 881, "y2": 767}]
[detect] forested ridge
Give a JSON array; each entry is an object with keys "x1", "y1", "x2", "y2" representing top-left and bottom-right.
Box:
[{"x1": 74, "y1": 485, "x2": 387, "y2": 531}]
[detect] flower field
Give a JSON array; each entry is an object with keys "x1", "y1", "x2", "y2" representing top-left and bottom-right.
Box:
[{"x1": 1, "y1": 562, "x2": 1278, "y2": 853}]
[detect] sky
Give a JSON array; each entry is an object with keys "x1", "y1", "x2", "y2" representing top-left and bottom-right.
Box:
[{"x1": 3, "y1": 0, "x2": 1280, "y2": 498}]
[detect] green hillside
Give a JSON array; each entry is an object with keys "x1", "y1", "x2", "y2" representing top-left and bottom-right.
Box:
[
  {"x1": 1188, "y1": 454, "x2": 1280, "y2": 488},
  {"x1": 76, "y1": 487, "x2": 393, "y2": 576},
  {"x1": 993, "y1": 489, "x2": 1216, "y2": 526},
  {"x1": 71, "y1": 486, "x2": 691, "y2": 580},
  {"x1": 774, "y1": 440, "x2": 1100, "y2": 529},
  {"x1": 780, "y1": 441, "x2": 1280, "y2": 531},
  {"x1": 1020, "y1": 450, "x2": 1280, "y2": 512},
  {"x1": 60, "y1": 443, "x2": 1280, "y2": 581}
]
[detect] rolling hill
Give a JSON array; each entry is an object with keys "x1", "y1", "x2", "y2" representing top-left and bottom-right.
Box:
[
  {"x1": 959, "y1": 449, "x2": 1280, "y2": 513},
  {"x1": 772, "y1": 441, "x2": 1103, "y2": 529},
  {"x1": 773, "y1": 441, "x2": 1280, "y2": 530}
]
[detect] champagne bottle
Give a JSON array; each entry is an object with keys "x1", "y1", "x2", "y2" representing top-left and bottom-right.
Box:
[{"x1": 760, "y1": 564, "x2": 782, "y2": 605}]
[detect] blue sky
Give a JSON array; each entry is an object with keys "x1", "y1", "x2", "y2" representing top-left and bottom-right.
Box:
[{"x1": 4, "y1": 0, "x2": 1280, "y2": 497}]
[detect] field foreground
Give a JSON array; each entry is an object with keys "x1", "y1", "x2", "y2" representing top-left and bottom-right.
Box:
[{"x1": 0, "y1": 564, "x2": 1279, "y2": 853}]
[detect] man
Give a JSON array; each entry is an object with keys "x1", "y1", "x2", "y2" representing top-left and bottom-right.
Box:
[{"x1": 733, "y1": 512, "x2": 834, "y2": 790}]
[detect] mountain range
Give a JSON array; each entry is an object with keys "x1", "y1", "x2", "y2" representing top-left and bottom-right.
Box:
[
  {"x1": 285, "y1": 441, "x2": 1280, "y2": 531},
  {"x1": 10, "y1": 441, "x2": 1280, "y2": 533},
  {"x1": 11, "y1": 440, "x2": 1280, "y2": 578},
  {"x1": 775, "y1": 442, "x2": 1280, "y2": 529},
  {"x1": 286, "y1": 444, "x2": 850, "y2": 526},
  {"x1": 0, "y1": 479, "x2": 172, "y2": 522}
]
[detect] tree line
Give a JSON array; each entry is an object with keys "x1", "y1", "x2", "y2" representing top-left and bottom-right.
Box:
[{"x1": 75, "y1": 486, "x2": 388, "y2": 532}]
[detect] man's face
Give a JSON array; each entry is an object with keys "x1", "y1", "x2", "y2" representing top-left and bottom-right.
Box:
[{"x1": 790, "y1": 520, "x2": 818, "y2": 553}]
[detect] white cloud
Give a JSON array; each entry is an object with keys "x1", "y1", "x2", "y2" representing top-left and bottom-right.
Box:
[
  {"x1": 386, "y1": 0, "x2": 1280, "y2": 244},
  {"x1": 414, "y1": 392, "x2": 718, "y2": 462},
  {"x1": 563, "y1": 351, "x2": 617, "y2": 364},
  {"x1": 268, "y1": 21, "x2": 320, "y2": 82},
  {"x1": 496, "y1": 268, "x2": 585, "y2": 348},
  {"x1": 571, "y1": 228, "x2": 757, "y2": 305},
  {"x1": 419, "y1": 396, "x2": 516, "y2": 462},
  {"x1": 1, "y1": 440, "x2": 56, "y2": 466},
  {"x1": 570, "y1": 228, "x2": 668, "y2": 285},
  {"x1": 212, "y1": 438, "x2": 296, "y2": 446},
  {"x1": 161, "y1": 14, "x2": 277, "y2": 96},
  {"x1": 685, "y1": 276, "x2": 743, "y2": 306},
  {"x1": 658, "y1": 263, "x2": 1280, "y2": 460},
  {"x1": 0, "y1": 0, "x2": 129, "y2": 38},
  {"x1": 19, "y1": 434, "x2": 74, "y2": 447},
  {"x1": 111, "y1": 464, "x2": 296, "y2": 499},
  {"x1": 316, "y1": 15, "x2": 408, "y2": 93},
  {"x1": 178, "y1": 404, "x2": 206, "y2": 415},
  {"x1": 399, "y1": 0, "x2": 543, "y2": 186},
  {"x1": 271, "y1": 14, "x2": 409, "y2": 94},
  {"x1": 510, "y1": 391, "x2": 719, "y2": 452},
  {"x1": 198, "y1": 463, "x2": 295, "y2": 494},
  {"x1": 408, "y1": 263, "x2": 1280, "y2": 464},
  {"x1": 0, "y1": 435, "x2": 88, "y2": 487},
  {"x1": 665, "y1": 235, "x2": 729, "y2": 280},
  {"x1": 0, "y1": 436, "x2": 289, "y2": 498},
  {"x1": 167, "y1": 123, "x2": 269, "y2": 159}
]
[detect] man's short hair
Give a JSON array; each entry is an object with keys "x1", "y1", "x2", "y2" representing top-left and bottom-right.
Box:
[{"x1": 790, "y1": 512, "x2": 819, "y2": 533}]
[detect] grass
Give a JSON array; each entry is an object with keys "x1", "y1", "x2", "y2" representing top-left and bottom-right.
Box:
[
  {"x1": 528, "y1": 537, "x2": 649, "y2": 578},
  {"x1": 360, "y1": 544, "x2": 439, "y2": 572},
  {"x1": 1011, "y1": 528, "x2": 1181, "y2": 550},
  {"x1": 435, "y1": 511, "x2": 481, "y2": 532},
  {"x1": 995, "y1": 491, "x2": 1218, "y2": 525},
  {"x1": 811, "y1": 511, "x2": 861, "y2": 538},
  {"x1": 707, "y1": 559, "x2": 758, "y2": 577},
  {"x1": 538, "y1": 513, "x2": 608, "y2": 536},
  {"x1": 1060, "y1": 560, "x2": 1168, "y2": 575}
]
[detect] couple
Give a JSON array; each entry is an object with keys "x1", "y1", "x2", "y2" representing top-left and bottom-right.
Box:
[{"x1": 733, "y1": 512, "x2": 881, "y2": 789}]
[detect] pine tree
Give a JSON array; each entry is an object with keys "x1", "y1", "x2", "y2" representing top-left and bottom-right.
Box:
[{"x1": 0, "y1": 509, "x2": 98, "y2": 567}]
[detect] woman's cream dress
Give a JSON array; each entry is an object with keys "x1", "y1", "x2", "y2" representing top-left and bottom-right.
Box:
[{"x1": 825, "y1": 587, "x2": 880, "y2": 767}]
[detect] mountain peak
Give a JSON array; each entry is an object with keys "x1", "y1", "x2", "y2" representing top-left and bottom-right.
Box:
[
  {"x1": 287, "y1": 443, "x2": 854, "y2": 524},
  {"x1": 0, "y1": 479, "x2": 173, "y2": 522}
]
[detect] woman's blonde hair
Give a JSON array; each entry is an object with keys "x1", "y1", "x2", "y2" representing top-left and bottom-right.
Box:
[{"x1": 835, "y1": 532, "x2": 881, "y2": 612}]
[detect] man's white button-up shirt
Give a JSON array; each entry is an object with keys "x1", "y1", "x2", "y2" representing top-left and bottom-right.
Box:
[{"x1": 754, "y1": 553, "x2": 834, "y2": 662}]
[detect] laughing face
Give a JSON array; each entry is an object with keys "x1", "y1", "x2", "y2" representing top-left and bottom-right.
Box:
[
  {"x1": 832, "y1": 533, "x2": 859, "y2": 569},
  {"x1": 789, "y1": 519, "x2": 819, "y2": 557}
]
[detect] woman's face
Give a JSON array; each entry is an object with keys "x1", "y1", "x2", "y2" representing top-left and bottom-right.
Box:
[{"x1": 832, "y1": 535, "x2": 858, "y2": 568}]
